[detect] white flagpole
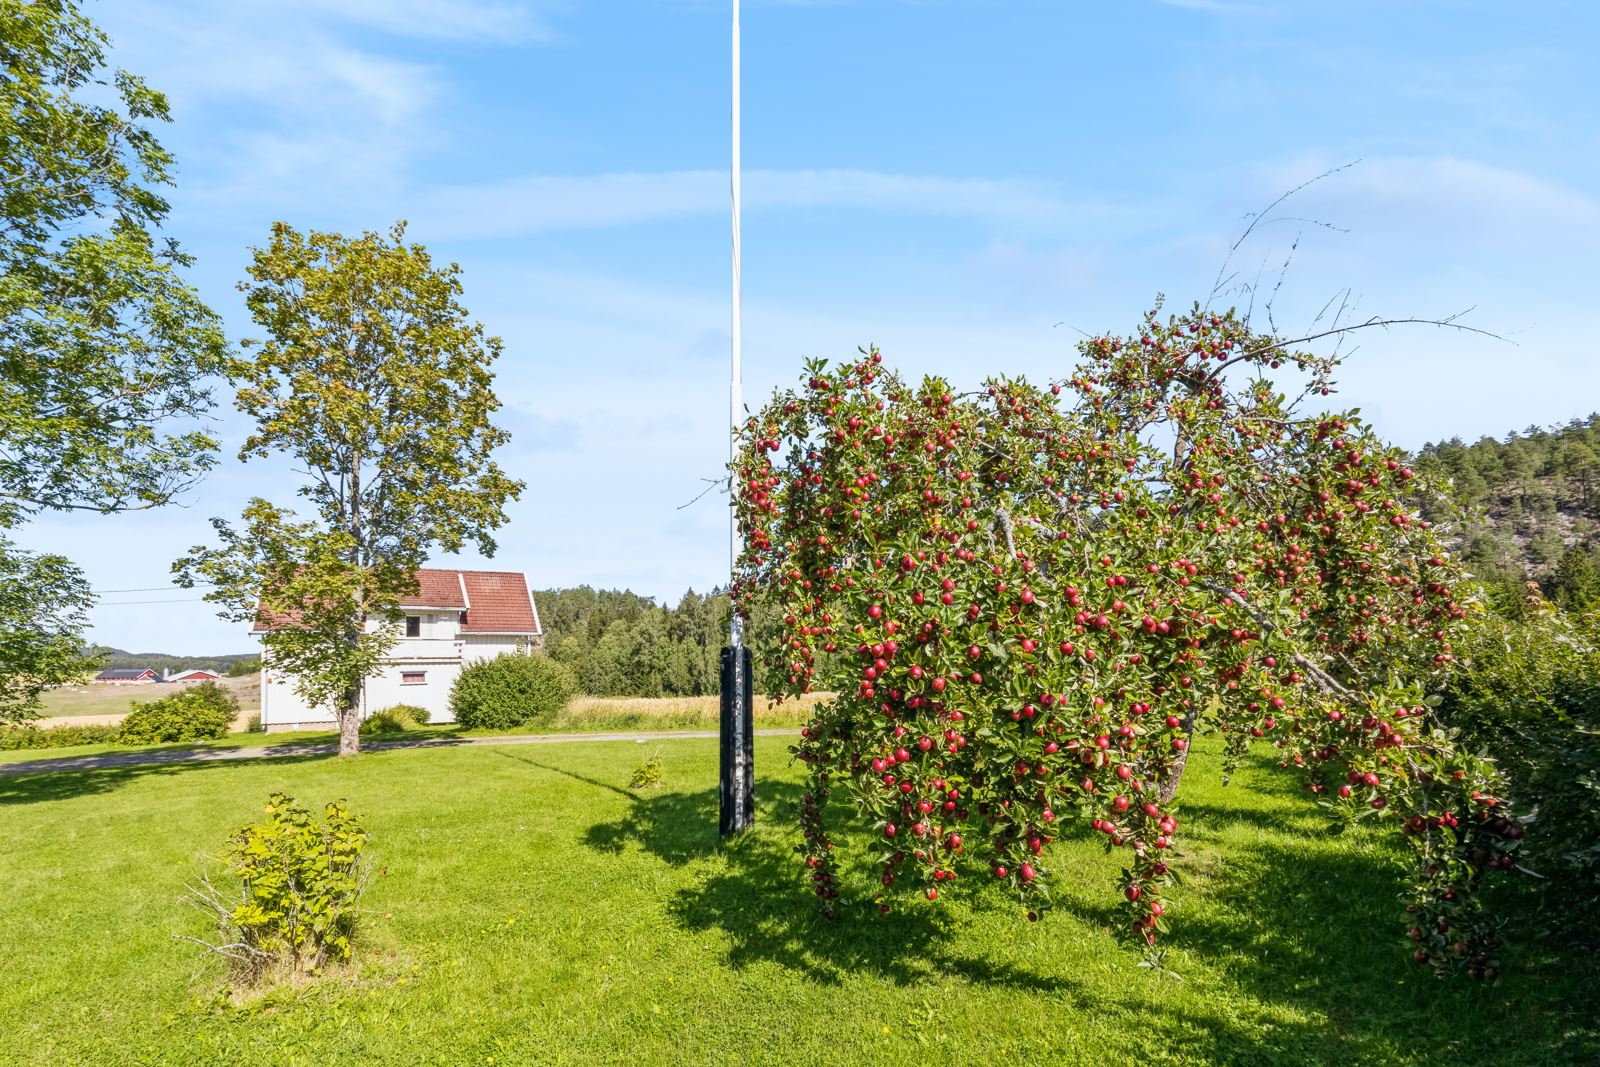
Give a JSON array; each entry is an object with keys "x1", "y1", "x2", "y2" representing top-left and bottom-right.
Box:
[
  {"x1": 729, "y1": 0, "x2": 743, "y2": 651},
  {"x1": 720, "y1": 0, "x2": 752, "y2": 836}
]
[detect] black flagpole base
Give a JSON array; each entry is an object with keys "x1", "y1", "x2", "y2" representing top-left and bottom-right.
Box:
[{"x1": 719, "y1": 645, "x2": 754, "y2": 836}]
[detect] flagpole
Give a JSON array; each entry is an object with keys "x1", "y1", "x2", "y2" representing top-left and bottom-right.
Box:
[{"x1": 720, "y1": 0, "x2": 754, "y2": 837}]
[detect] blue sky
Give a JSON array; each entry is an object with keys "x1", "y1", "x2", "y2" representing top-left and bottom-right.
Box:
[{"x1": 20, "y1": 0, "x2": 1600, "y2": 653}]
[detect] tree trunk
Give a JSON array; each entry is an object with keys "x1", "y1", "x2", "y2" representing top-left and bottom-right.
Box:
[
  {"x1": 1158, "y1": 714, "x2": 1196, "y2": 804},
  {"x1": 338, "y1": 698, "x2": 361, "y2": 756}
]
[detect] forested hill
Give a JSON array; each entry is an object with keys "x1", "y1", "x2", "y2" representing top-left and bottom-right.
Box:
[
  {"x1": 89, "y1": 648, "x2": 258, "y2": 674},
  {"x1": 1414, "y1": 413, "x2": 1600, "y2": 610}
]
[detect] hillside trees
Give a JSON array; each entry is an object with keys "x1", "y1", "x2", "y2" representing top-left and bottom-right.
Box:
[
  {"x1": 175, "y1": 223, "x2": 522, "y2": 756},
  {"x1": 0, "y1": 0, "x2": 227, "y2": 719},
  {"x1": 733, "y1": 303, "x2": 1517, "y2": 977}
]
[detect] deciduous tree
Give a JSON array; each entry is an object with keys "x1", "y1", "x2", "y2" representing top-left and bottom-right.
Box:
[
  {"x1": 176, "y1": 223, "x2": 522, "y2": 756},
  {"x1": 0, "y1": 0, "x2": 227, "y2": 711}
]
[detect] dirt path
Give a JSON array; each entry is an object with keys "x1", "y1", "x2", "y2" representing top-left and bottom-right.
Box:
[{"x1": 0, "y1": 729, "x2": 795, "y2": 776}]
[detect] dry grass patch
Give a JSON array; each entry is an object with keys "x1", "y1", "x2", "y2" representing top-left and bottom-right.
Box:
[{"x1": 552, "y1": 691, "x2": 830, "y2": 732}]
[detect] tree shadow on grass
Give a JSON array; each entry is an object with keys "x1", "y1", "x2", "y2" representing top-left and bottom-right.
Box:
[
  {"x1": 0, "y1": 749, "x2": 349, "y2": 806},
  {"x1": 573, "y1": 757, "x2": 1600, "y2": 1066},
  {"x1": 576, "y1": 776, "x2": 1090, "y2": 994}
]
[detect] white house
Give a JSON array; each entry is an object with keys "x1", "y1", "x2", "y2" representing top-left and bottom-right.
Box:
[{"x1": 255, "y1": 569, "x2": 544, "y2": 731}]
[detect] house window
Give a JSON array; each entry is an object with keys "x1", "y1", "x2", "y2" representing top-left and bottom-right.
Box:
[
  {"x1": 401, "y1": 671, "x2": 426, "y2": 685},
  {"x1": 405, "y1": 615, "x2": 422, "y2": 638}
]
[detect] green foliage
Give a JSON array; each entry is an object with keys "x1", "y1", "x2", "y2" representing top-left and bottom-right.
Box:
[
  {"x1": 359, "y1": 704, "x2": 429, "y2": 734},
  {"x1": 537, "y1": 585, "x2": 797, "y2": 697},
  {"x1": 451, "y1": 653, "x2": 576, "y2": 731},
  {"x1": 117, "y1": 681, "x2": 237, "y2": 744},
  {"x1": 0, "y1": 546, "x2": 97, "y2": 722},
  {"x1": 0, "y1": 0, "x2": 223, "y2": 728},
  {"x1": 245, "y1": 713, "x2": 262, "y2": 733},
  {"x1": 0, "y1": 0, "x2": 228, "y2": 526},
  {"x1": 183, "y1": 792, "x2": 367, "y2": 981},
  {"x1": 737, "y1": 305, "x2": 1512, "y2": 976},
  {"x1": 0, "y1": 720, "x2": 120, "y2": 749},
  {"x1": 628, "y1": 750, "x2": 666, "y2": 789},
  {"x1": 226, "y1": 656, "x2": 263, "y2": 678},
  {"x1": 174, "y1": 221, "x2": 522, "y2": 755},
  {"x1": 1437, "y1": 602, "x2": 1600, "y2": 929}
]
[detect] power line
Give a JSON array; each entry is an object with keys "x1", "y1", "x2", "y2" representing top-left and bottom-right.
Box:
[
  {"x1": 93, "y1": 584, "x2": 215, "y2": 594},
  {"x1": 95, "y1": 596, "x2": 212, "y2": 605}
]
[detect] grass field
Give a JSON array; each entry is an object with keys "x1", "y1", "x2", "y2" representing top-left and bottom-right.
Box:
[
  {"x1": 37, "y1": 674, "x2": 260, "y2": 720},
  {"x1": 1, "y1": 734, "x2": 1594, "y2": 1065}
]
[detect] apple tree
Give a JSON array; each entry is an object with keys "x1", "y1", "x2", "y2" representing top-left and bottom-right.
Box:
[{"x1": 732, "y1": 301, "x2": 1519, "y2": 978}]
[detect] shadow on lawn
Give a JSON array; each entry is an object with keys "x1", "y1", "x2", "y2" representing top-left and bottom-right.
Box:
[
  {"x1": 576, "y1": 755, "x2": 1600, "y2": 1066},
  {"x1": 575, "y1": 774, "x2": 1084, "y2": 993},
  {"x1": 0, "y1": 749, "x2": 345, "y2": 805}
]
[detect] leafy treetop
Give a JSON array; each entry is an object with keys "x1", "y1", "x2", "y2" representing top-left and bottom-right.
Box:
[{"x1": 734, "y1": 300, "x2": 1518, "y2": 978}]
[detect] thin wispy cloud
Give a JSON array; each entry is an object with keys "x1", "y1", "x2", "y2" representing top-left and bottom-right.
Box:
[
  {"x1": 415, "y1": 169, "x2": 1097, "y2": 238},
  {"x1": 280, "y1": 0, "x2": 553, "y2": 42}
]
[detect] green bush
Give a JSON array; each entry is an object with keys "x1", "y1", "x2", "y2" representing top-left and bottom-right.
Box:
[
  {"x1": 1437, "y1": 601, "x2": 1600, "y2": 932},
  {"x1": 0, "y1": 722, "x2": 121, "y2": 750},
  {"x1": 182, "y1": 792, "x2": 367, "y2": 982},
  {"x1": 117, "y1": 681, "x2": 237, "y2": 745},
  {"x1": 451, "y1": 653, "x2": 576, "y2": 731},
  {"x1": 359, "y1": 704, "x2": 429, "y2": 735}
]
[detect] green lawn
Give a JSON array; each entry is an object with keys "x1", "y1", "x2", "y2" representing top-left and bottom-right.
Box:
[{"x1": 1, "y1": 735, "x2": 1593, "y2": 1065}]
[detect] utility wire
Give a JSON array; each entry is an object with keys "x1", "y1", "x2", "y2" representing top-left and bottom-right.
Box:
[
  {"x1": 94, "y1": 584, "x2": 215, "y2": 594},
  {"x1": 94, "y1": 596, "x2": 212, "y2": 605}
]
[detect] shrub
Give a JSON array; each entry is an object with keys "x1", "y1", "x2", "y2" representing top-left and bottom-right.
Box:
[
  {"x1": 246, "y1": 713, "x2": 262, "y2": 733},
  {"x1": 451, "y1": 653, "x2": 576, "y2": 731},
  {"x1": 0, "y1": 722, "x2": 121, "y2": 750},
  {"x1": 628, "y1": 750, "x2": 665, "y2": 789},
  {"x1": 1436, "y1": 601, "x2": 1600, "y2": 932},
  {"x1": 181, "y1": 792, "x2": 367, "y2": 982},
  {"x1": 118, "y1": 682, "x2": 238, "y2": 744},
  {"x1": 359, "y1": 704, "x2": 429, "y2": 735}
]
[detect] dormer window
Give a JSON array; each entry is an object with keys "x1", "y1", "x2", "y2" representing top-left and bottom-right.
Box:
[{"x1": 405, "y1": 615, "x2": 422, "y2": 638}]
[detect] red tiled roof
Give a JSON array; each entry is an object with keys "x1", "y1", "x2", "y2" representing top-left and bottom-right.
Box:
[
  {"x1": 458, "y1": 570, "x2": 540, "y2": 634},
  {"x1": 252, "y1": 568, "x2": 539, "y2": 635},
  {"x1": 404, "y1": 570, "x2": 468, "y2": 609}
]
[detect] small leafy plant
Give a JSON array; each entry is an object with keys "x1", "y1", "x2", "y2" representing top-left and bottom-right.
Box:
[
  {"x1": 181, "y1": 792, "x2": 368, "y2": 984},
  {"x1": 628, "y1": 750, "x2": 666, "y2": 790}
]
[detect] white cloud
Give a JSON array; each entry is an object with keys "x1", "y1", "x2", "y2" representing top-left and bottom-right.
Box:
[
  {"x1": 414, "y1": 168, "x2": 1095, "y2": 238},
  {"x1": 96, "y1": 1, "x2": 554, "y2": 212},
  {"x1": 1248, "y1": 155, "x2": 1600, "y2": 247}
]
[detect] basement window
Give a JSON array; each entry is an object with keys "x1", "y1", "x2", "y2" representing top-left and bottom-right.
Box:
[
  {"x1": 405, "y1": 616, "x2": 421, "y2": 638},
  {"x1": 401, "y1": 671, "x2": 426, "y2": 686}
]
